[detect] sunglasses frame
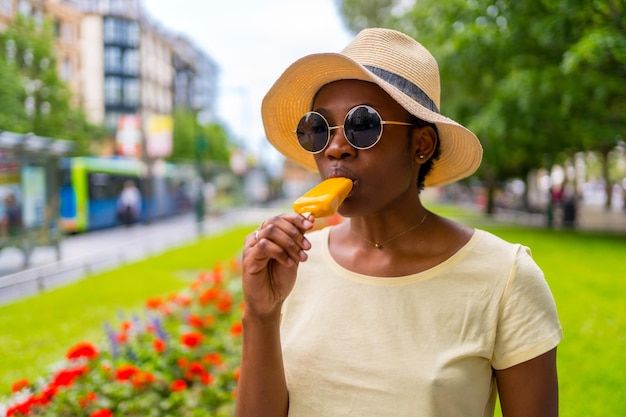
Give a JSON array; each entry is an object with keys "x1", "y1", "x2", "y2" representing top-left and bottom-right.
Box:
[{"x1": 293, "y1": 105, "x2": 414, "y2": 154}]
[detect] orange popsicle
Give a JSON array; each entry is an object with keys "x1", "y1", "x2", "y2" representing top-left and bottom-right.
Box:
[{"x1": 293, "y1": 177, "x2": 353, "y2": 218}]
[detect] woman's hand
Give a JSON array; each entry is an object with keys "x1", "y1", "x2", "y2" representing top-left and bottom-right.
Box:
[{"x1": 242, "y1": 213, "x2": 314, "y2": 320}]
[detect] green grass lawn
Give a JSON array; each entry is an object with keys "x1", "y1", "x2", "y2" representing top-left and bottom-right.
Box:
[
  {"x1": 0, "y1": 224, "x2": 256, "y2": 396},
  {"x1": 1, "y1": 210, "x2": 625, "y2": 417},
  {"x1": 484, "y1": 226, "x2": 626, "y2": 417}
]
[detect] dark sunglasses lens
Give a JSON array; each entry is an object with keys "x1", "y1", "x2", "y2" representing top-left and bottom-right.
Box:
[
  {"x1": 296, "y1": 112, "x2": 329, "y2": 153},
  {"x1": 344, "y1": 106, "x2": 382, "y2": 149}
]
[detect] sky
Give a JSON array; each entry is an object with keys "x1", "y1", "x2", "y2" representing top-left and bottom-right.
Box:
[{"x1": 143, "y1": 0, "x2": 354, "y2": 168}]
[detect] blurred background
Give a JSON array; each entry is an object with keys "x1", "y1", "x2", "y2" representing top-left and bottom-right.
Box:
[{"x1": 0, "y1": 0, "x2": 624, "y2": 275}]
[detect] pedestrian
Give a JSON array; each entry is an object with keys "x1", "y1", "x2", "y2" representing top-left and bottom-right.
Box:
[
  {"x1": 117, "y1": 180, "x2": 141, "y2": 226},
  {"x1": 0, "y1": 192, "x2": 22, "y2": 237},
  {"x1": 237, "y1": 28, "x2": 562, "y2": 417}
]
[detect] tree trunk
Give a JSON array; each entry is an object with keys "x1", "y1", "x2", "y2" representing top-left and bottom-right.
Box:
[
  {"x1": 486, "y1": 183, "x2": 496, "y2": 216},
  {"x1": 600, "y1": 150, "x2": 612, "y2": 211}
]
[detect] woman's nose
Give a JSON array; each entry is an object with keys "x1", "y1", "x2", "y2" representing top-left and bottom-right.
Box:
[{"x1": 323, "y1": 126, "x2": 355, "y2": 160}]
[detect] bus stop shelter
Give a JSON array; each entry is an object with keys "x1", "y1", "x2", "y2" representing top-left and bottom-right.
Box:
[{"x1": 0, "y1": 132, "x2": 74, "y2": 267}]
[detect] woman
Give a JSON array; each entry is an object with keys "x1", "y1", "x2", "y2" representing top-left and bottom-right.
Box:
[{"x1": 237, "y1": 28, "x2": 562, "y2": 417}]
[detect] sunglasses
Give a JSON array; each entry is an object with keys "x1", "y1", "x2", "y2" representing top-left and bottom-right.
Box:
[{"x1": 293, "y1": 105, "x2": 414, "y2": 154}]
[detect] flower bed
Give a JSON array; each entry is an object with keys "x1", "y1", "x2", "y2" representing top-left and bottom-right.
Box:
[{"x1": 1, "y1": 261, "x2": 243, "y2": 417}]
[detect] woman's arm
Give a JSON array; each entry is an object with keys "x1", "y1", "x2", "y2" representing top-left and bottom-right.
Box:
[
  {"x1": 236, "y1": 308, "x2": 289, "y2": 417},
  {"x1": 235, "y1": 214, "x2": 313, "y2": 417},
  {"x1": 495, "y1": 348, "x2": 559, "y2": 417}
]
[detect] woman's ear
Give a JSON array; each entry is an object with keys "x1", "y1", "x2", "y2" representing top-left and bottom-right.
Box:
[{"x1": 412, "y1": 125, "x2": 438, "y2": 163}]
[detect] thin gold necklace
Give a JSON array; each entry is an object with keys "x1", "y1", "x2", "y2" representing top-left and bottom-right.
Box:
[{"x1": 350, "y1": 212, "x2": 429, "y2": 249}]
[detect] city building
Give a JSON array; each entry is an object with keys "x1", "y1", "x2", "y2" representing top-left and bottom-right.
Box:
[{"x1": 1, "y1": 0, "x2": 219, "y2": 156}]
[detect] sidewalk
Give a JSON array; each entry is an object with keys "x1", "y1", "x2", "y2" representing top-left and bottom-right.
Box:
[
  {"x1": 484, "y1": 203, "x2": 626, "y2": 233},
  {"x1": 0, "y1": 206, "x2": 281, "y2": 305}
]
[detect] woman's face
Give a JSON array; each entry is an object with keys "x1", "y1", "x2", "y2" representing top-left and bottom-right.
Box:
[{"x1": 311, "y1": 79, "x2": 422, "y2": 217}]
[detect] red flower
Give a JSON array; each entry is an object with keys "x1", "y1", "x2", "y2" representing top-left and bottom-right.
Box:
[
  {"x1": 66, "y1": 341, "x2": 99, "y2": 361},
  {"x1": 180, "y1": 332, "x2": 204, "y2": 349},
  {"x1": 145, "y1": 297, "x2": 163, "y2": 310},
  {"x1": 37, "y1": 385, "x2": 57, "y2": 404},
  {"x1": 10, "y1": 378, "x2": 30, "y2": 393},
  {"x1": 115, "y1": 332, "x2": 128, "y2": 343},
  {"x1": 212, "y1": 263, "x2": 224, "y2": 283},
  {"x1": 187, "y1": 314, "x2": 205, "y2": 328},
  {"x1": 204, "y1": 314, "x2": 216, "y2": 327},
  {"x1": 233, "y1": 367, "x2": 241, "y2": 381},
  {"x1": 183, "y1": 361, "x2": 206, "y2": 380},
  {"x1": 50, "y1": 365, "x2": 88, "y2": 389},
  {"x1": 177, "y1": 357, "x2": 189, "y2": 369},
  {"x1": 199, "y1": 288, "x2": 219, "y2": 305},
  {"x1": 175, "y1": 294, "x2": 192, "y2": 307},
  {"x1": 230, "y1": 322, "x2": 243, "y2": 336},
  {"x1": 200, "y1": 372, "x2": 214, "y2": 385},
  {"x1": 215, "y1": 291, "x2": 234, "y2": 313},
  {"x1": 202, "y1": 352, "x2": 223, "y2": 366},
  {"x1": 230, "y1": 258, "x2": 242, "y2": 273},
  {"x1": 170, "y1": 379, "x2": 187, "y2": 392},
  {"x1": 120, "y1": 320, "x2": 132, "y2": 331},
  {"x1": 6, "y1": 397, "x2": 34, "y2": 416},
  {"x1": 153, "y1": 338, "x2": 166, "y2": 353},
  {"x1": 79, "y1": 392, "x2": 98, "y2": 408},
  {"x1": 131, "y1": 371, "x2": 156, "y2": 388},
  {"x1": 116, "y1": 364, "x2": 140, "y2": 381},
  {"x1": 196, "y1": 271, "x2": 212, "y2": 283},
  {"x1": 90, "y1": 409, "x2": 113, "y2": 417}
]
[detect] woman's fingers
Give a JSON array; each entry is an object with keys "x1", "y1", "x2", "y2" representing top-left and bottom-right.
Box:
[
  {"x1": 241, "y1": 213, "x2": 314, "y2": 316},
  {"x1": 253, "y1": 215, "x2": 312, "y2": 266}
]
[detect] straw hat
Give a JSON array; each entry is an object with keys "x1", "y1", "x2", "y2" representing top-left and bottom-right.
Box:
[{"x1": 262, "y1": 28, "x2": 483, "y2": 187}]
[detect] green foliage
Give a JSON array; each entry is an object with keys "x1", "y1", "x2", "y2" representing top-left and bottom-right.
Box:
[
  {"x1": 201, "y1": 123, "x2": 232, "y2": 163},
  {"x1": 170, "y1": 109, "x2": 233, "y2": 164},
  {"x1": 0, "y1": 15, "x2": 106, "y2": 152},
  {"x1": 171, "y1": 108, "x2": 198, "y2": 161},
  {"x1": 0, "y1": 58, "x2": 28, "y2": 131}
]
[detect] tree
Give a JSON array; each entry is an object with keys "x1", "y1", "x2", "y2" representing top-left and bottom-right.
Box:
[
  {"x1": 0, "y1": 15, "x2": 106, "y2": 152},
  {"x1": 170, "y1": 107, "x2": 233, "y2": 164},
  {"x1": 0, "y1": 55, "x2": 29, "y2": 131},
  {"x1": 170, "y1": 108, "x2": 199, "y2": 162},
  {"x1": 560, "y1": 0, "x2": 626, "y2": 210},
  {"x1": 337, "y1": 0, "x2": 625, "y2": 221}
]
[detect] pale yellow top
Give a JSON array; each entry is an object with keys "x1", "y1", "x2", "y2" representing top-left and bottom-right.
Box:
[{"x1": 281, "y1": 228, "x2": 562, "y2": 417}]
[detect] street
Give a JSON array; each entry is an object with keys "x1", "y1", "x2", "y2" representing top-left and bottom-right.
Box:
[{"x1": 0, "y1": 207, "x2": 280, "y2": 306}]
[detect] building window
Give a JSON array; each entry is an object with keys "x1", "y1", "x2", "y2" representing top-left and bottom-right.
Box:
[
  {"x1": 61, "y1": 22, "x2": 74, "y2": 43},
  {"x1": 103, "y1": 18, "x2": 116, "y2": 43},
  {"x1": 122, "y1": 49, "x2": 139, "y2": 75},
  {"x1": 127, "y1": 21, "x2": 140, "y2": 46},
  {"x1": 0, "y1": 0, "x2": 14, "y2": 16},
  {"x1": 123, "y1": 79, "x2": 139, "y2": 107},
  {"x1": 61, "y1": 58, "x2": 72, "y2": 81},
  {"x1": 17, "y1": 0, "x2": 31, "y2": 16},
  {"x1": 105, "y1": 77, "x2": 122, "y2": 105},
  {"x1": 103, "y1": 17, "x2": 139, "y2": 47},
  {"x1": 105, "y1": 112, "x2": 121, "y2": 132},
  {"x1": 104, "y1": 47, "x2": 121, "y2": 73}
]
